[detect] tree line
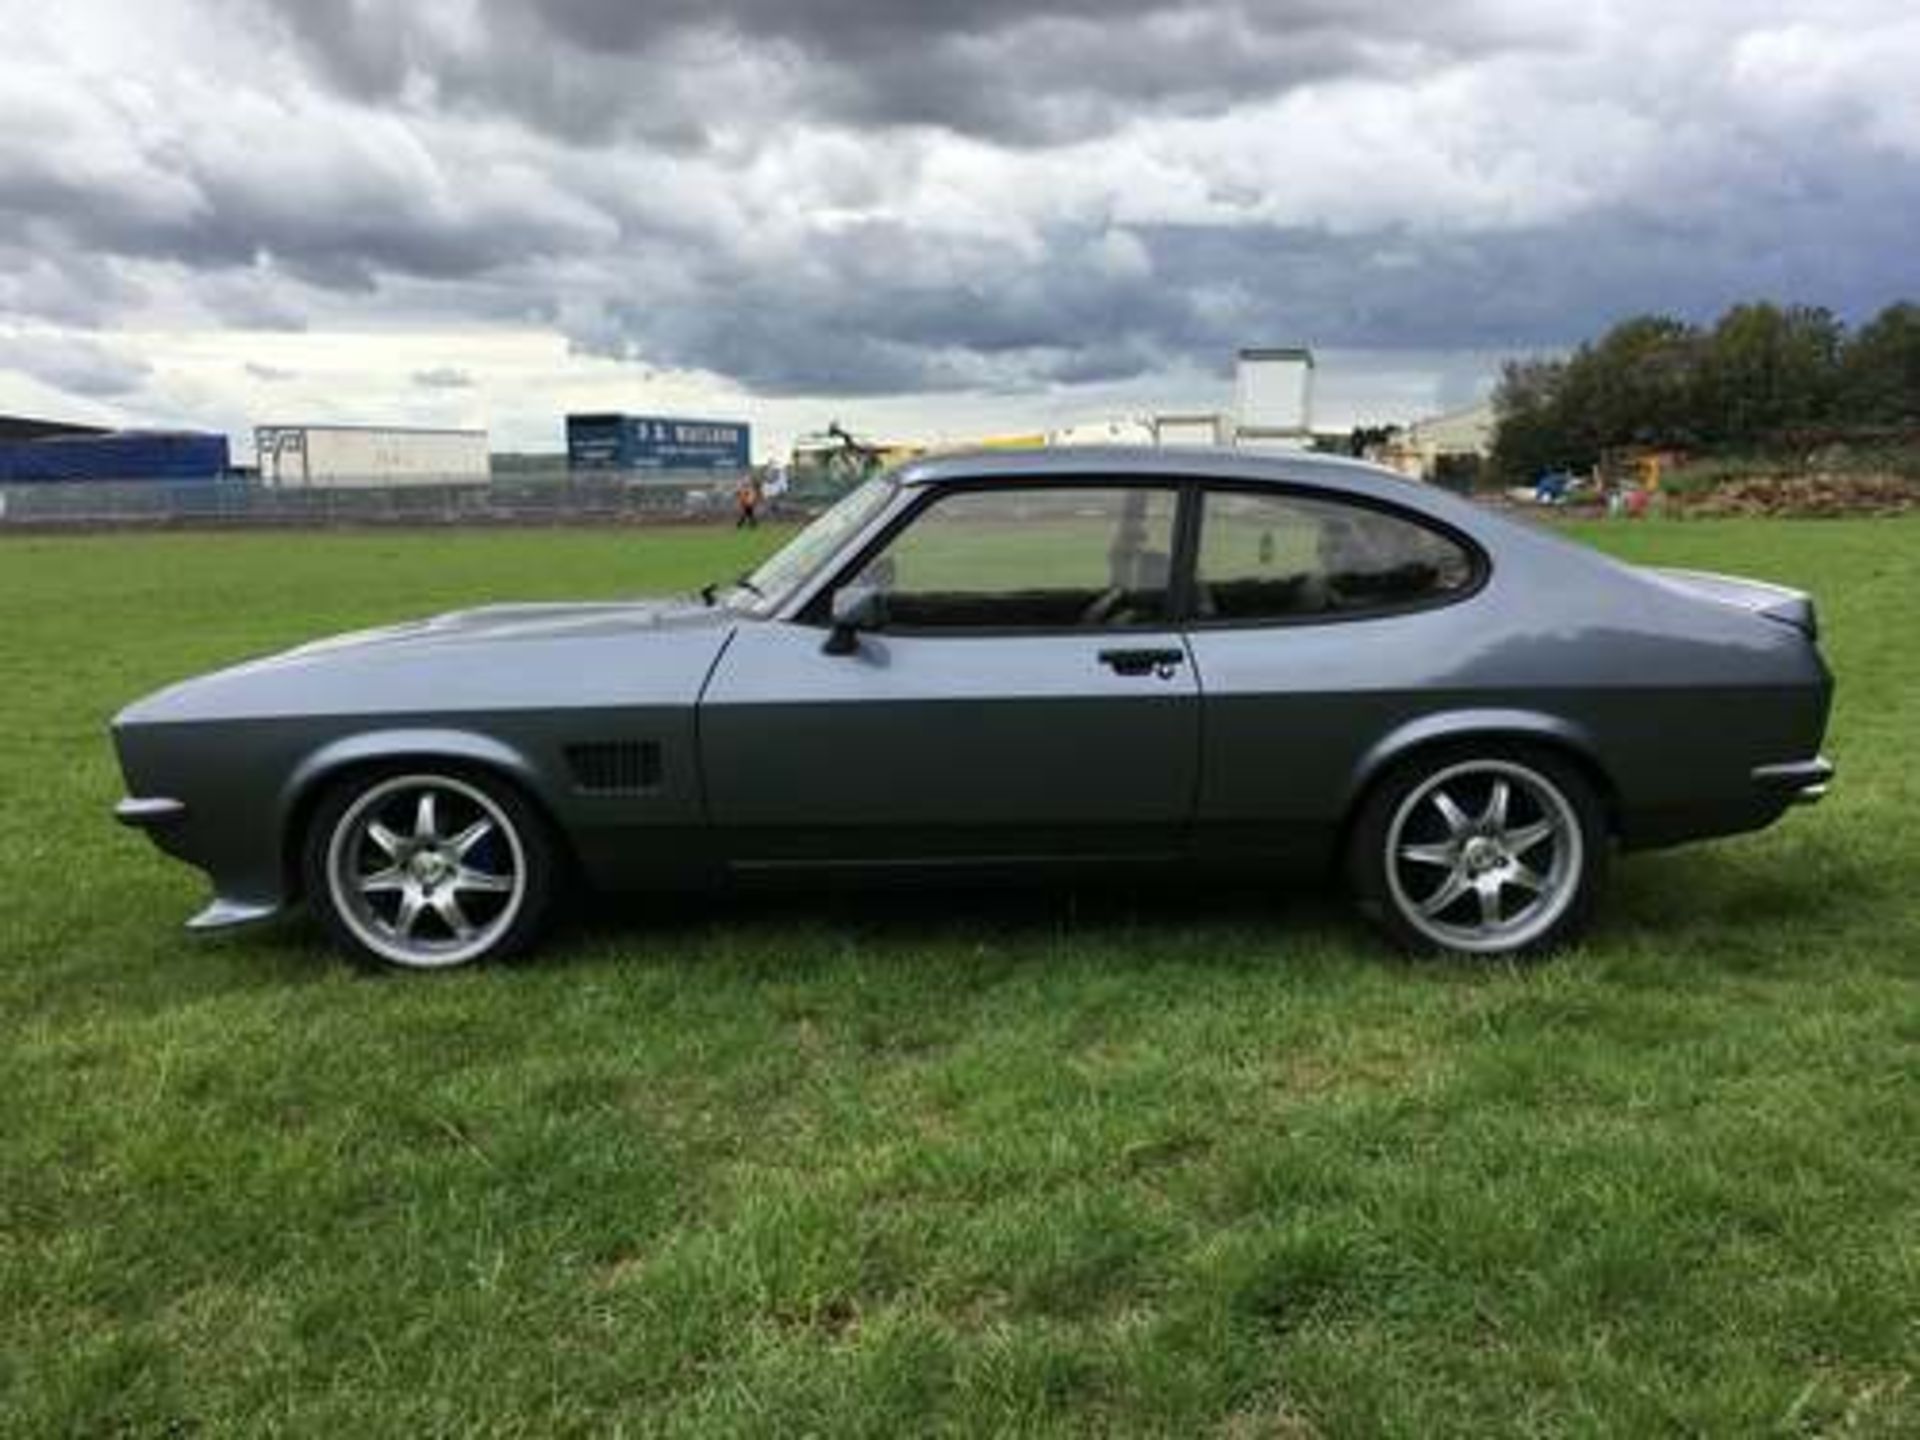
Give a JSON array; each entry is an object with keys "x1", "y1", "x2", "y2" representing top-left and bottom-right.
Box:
[{"x1": 1492, "y1": 301, "x2": 1920, "y2": 480}]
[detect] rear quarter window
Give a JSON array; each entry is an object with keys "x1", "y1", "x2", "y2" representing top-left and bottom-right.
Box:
[{"x1": 1195, "y1": 489, "x2": 1478, "y2": 622}]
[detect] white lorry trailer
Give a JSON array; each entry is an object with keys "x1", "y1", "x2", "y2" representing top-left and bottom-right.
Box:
[{"x1": 255, "y1": 425, "x2": 490, "y2": 488}]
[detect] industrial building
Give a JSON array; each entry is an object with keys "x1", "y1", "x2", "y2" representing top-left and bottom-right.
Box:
[
  {"x1": 567, "y1": 414, "x2": 751, "y2": 473},
  {"x1": 1150, "y1": 413, "x2": 1235, "y2": 447},
  {"x1": 1044, "y1": 349, "x2": 1316, "y2": 453},
  {"x1": 0, "y1": 414, "x2": 107, "y2": 443},
  {"x1": 0, "y1": 415, "x2": 230, "y2": 482},
  {"x1": 1048, "y1": 418, "x2": 1155, "y2": 447},
  {"x1": 1407, "y1": 402, "x2": 1495, "y2": 463},
  {"x1": 1037, "y1": 351, "x2": 1318, "y2": 453},
  {"x1": 254, "y1": 425, "x2": 490, "y2": 489},
  {"x1": 1374, "y1": 402, "x2": 1496, "y2": 485}
]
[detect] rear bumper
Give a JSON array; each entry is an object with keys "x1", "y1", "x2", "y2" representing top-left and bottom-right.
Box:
[
  {"x1": 1751, "y1": 757, "x2": 1834, "y2": 805},
  {"x1": 1623, "y1": 756, "x2": 1833, "y2": 851},
  {"x1": 115, "y1": 796, "x2": 187, "y2": 829}
]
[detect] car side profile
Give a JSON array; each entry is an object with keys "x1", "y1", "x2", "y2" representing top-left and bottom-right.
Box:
[{"x1": 113, "y1": 447, "x2": 1834, "y2": 969}]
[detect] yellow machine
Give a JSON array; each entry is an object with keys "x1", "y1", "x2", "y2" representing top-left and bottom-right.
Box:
[
  {"x1": 954, "y1": 433, "x2": 1048, "y2": 451},
  {"x1": 788, "y1": 425, "x2": 1052, "y2": 500},
  {"x1": 788, "y1": 424, "x2": 922, "y2": 499}
]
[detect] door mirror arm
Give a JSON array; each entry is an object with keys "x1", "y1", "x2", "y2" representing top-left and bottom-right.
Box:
[{"x1": 824, "y1": 584, "x2": 888, "y2": 655}]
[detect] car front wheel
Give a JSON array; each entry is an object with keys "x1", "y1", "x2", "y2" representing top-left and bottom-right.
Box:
[
  {"x1": 304, "y1": 768, "x2": 556, "y2": 971},
  {"x1": 1349, "y1": 746, "x2": 1607, "y2": 957}
]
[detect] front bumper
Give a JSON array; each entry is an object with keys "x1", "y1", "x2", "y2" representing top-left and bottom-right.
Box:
[
  {"x1": 186, "y1": 898, "x2": 282, "y2": 931},
  {"x1": 1751, "y1": 757, "x2": 1834, "y2": 805},
  {"x1": 116, "y1": 795, "x2": 283, "y2": 931}
]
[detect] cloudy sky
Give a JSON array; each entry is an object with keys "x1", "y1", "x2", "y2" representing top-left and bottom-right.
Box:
[{"x1": 2, "y1": 0, "x2": 1917, "y2": 457}]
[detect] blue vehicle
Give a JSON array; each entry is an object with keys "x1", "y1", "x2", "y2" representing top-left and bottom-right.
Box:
[{"x1": 1533, "y1": 469, "x2": 1580, "y2": 505}]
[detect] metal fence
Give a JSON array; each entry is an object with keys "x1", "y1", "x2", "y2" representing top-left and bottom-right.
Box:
[{"x1": 0, "y1": 470, "x2": 766, "y2": 529}]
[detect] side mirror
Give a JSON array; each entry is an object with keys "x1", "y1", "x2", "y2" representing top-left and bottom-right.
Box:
[{"x1": 824, "y1": 584, "x2": 887, "y2": 655}]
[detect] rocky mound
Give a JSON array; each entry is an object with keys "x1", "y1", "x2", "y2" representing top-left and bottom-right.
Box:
[{"x1": 1678, "y1": 472, "x2": 1917, "y2": 518}]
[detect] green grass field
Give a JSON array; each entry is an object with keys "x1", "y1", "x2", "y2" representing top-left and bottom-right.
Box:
[{"x1": 2, "y1": 518, "x2": 1915, "y2": 1436}]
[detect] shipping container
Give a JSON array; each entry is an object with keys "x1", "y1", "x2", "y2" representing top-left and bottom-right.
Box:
[
  {"x1": 0, "y1": 430, "x2": 230, "y2": 482},
  {"x1": 255, "y1": 425, "x2": 490, "y2": 488},
  {"x1": 567, "y1": 414, "x2": 751, "y2": 473}
]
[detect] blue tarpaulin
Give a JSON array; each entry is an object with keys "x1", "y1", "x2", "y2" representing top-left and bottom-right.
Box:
[{"x1": 0, "y1": 431, "x2": 231, "y2": 482}]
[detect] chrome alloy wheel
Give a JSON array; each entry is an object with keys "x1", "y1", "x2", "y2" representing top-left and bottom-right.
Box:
[
  {"x1": 324, "y1": 773, "x2": 527, "y2": 969},
  {"x1": 1383, "y1": 758, "x2": 1583, "y2": 954}
]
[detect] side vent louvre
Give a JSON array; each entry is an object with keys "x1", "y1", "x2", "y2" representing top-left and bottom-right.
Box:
[{"x1": 564, "y1": 741, "x2": 661, "y2": 795}]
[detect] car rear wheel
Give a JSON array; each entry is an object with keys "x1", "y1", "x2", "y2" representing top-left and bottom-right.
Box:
[
  {"x1": 1349, "y1": 747, "x2": 1606, "y2": 957},
  {"x1": 304, "y1": 768, "x2": 555, "y2": 971}
]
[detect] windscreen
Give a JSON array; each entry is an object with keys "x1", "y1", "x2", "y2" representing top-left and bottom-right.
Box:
[{"x1": 732, "y1": 477, "x2": 895, "y2": 610}]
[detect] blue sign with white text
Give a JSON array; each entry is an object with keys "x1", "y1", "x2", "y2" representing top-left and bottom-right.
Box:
[{"x1": 567, "y1": 413, "x2": 751, "y2": 472}]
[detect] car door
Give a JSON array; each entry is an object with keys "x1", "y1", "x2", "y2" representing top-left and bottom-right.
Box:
[
  {"x1": 699, "y1": 480, "x2": 1201, "y2": 865},
  {"x1": 1181, "y1": 483, "x2": 1486, "y2": 858}
]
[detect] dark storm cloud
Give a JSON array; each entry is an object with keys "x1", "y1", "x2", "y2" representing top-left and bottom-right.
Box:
[
  {"x1": 0, "y1": 244, "x2": 146, "y2": 329},
  {"x1": 571, "y1": 217, "x2": 1213, "y2": 395},
  {"x1": 4, "y1": 0, "x2": 1918, "y2": 416},
  {"x1": 578, "y1": 181, "x2": 1920, "y2": 399},
  {"x1": 1135, "y1": 186, "x2": 1920, "y2": 359},
  {"x1": 0, "y1": 132, "x2": 605, "y2": 296},
  {"x1": 0, "y1": 334, "x2": 152, "y2": 398},
  {"x1": 251, "y1": 0, "x2": 1542, "y2": 145}
]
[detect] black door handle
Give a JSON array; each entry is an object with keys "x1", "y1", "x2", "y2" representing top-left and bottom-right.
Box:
[{"x1": 1099, "y1": 647, "x2": 1185, "y2": 677}]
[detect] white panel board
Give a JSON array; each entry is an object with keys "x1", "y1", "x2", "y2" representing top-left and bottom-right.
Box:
[{"x1": 1234, "y1": 348, "x2": 1314, "y2": 437}]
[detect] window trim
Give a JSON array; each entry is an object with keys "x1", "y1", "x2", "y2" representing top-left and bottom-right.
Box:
[
  {"x1": 1182, "y1": 480, "x2": 1490, "y2": 631},
  {"x1": 796, "y1": 474, "x2": 1489, "y2": 637},
  {"x1": 799, "y1": 475, "x2": 1193, "y2": 638}
]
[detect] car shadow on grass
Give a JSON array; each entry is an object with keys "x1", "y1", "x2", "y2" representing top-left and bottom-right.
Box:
[
  {"x1": 173, "y1": 870, "x2": 1366, "y2": 989},
  {"x1": 556, "y1": 867, "x2": 1356, "y2": 956},
  {"x1": 189, "y1": 838, "x2": 1866, "y2": 986},
  {"x1": 552, "y1": 835, "x2": 1874, "y2": 980}
]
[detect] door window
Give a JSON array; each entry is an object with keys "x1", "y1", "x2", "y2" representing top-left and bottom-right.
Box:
[
  {"x1": 845, "y1": 485, "x2": 1179, "y2": 630},
  {"x1": 1195, "y1": 490, "x2": 1476, "y2": 621}
]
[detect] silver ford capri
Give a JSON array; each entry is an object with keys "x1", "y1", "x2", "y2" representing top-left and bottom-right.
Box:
[{"x1": 113, "y1": 447, "x2": 1833, "y2": 969}]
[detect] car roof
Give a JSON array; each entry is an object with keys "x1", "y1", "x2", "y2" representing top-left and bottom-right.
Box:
[{"x1": 892, "y1": 444, "x2": 1425, "y2": 505}]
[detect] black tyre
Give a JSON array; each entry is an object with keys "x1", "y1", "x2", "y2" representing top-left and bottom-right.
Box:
[
  {"x1": 1348, "y1": 744, "x2": 1608, "y2": 957},
  {"x1": 302, "y1": 766, "x2": 557, "y2": 971}
]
